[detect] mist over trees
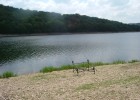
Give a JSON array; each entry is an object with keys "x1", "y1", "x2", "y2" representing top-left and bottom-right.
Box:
[{"x1": 0, "y1": 4, "x2": 140, "y2": 35}]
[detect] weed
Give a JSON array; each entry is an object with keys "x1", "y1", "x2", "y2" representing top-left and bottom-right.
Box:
[
  {"x1": 128, "y1": 59, "x2": 139, "y2": 63},
  {"x1": 2, "y1": 71, "x2": 17, "y2": 78},
  {"x1": 112, "y1": 60, "x2": 126, "y2": 64}
]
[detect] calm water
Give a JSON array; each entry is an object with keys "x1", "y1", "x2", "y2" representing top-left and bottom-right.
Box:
[{"x1": 0, "y1": 32, "x2": 140, "y2": 75}]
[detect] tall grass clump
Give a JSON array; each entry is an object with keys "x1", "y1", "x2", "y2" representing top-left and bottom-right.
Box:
[
  {"x1": 40, "y1": 66, "x2": 58, "y2": 73},
  {"x1": 76, "y1": 63, "x2": 90, "y2": 68},
  {"x1": 92, "y1": 62, "x2": 108, "y2": 66},
  {"x1": 40, "y1": 62, "x2": 109, "y2": 73},
  {"x1": 2, "y1": 71, "x2": 17, "y2": 78},
  {"x1": 59, "y1": 65, "x2": 73, "y2": 70},
  {"x1": 128, "y1": 59, "x2": 139, "y2": 63},
  {"x1": 40, "y1": 65, "x2": 74, "y2": 73},
  {"x1": 40, "y1": 60, "x2": 131, "y2": 73},
  {"x1": 0, "y1": 75, "x2": 2, "y2": 79},
  {"x1": 112, "y1": 60, "x2": 126, "y2": 64}
]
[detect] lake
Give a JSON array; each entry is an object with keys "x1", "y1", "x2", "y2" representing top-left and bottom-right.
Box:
[{"x1": 0, "y1": 32, "x2": 140, "y2": 75}]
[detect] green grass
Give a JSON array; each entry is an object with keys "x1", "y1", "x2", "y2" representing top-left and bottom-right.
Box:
[
  {"x1": 92, "y1": 62, "x2": 109, "y2": 66},
  {"x1": 40, "y1": 65, "x2": 75, "y2": 73},
  {"x1": 128, "y1": 59, "x2": 139, "y2": 63},
  {"x1": 77, "y1": 76, "x2": 140, "y2": 90},
  {"x1": 40, "y1": 60, "x2": 140, "y2": 73},
  {"x1": 112, "y1": 60, "x2": 126, "y2": 64},
  {"x1": 40, "y1": 66, "x2": 58, "y2": 73},
  {"x1": 40, "y1": 62, "x2": 108, "y2": 73},
  {"x1": 0, "y1": 75, "x2": 2, "y2": 79},
  {"x1": 58, "y1": 65, "x2": 74, "y2": 70},
  {"x1": 1, "y1": 71, "x2": 17, "y2": 78},
  {"x1": 40, "y1": 62, "x2": 95, "y2": 73}
]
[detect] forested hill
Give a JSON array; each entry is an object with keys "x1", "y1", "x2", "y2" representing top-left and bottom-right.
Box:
[
  {"x1": 130, "y1": 23, "x2": 140, "y2": 26},
  {"x1": 0, "y1": 4, "x2": 140, "y2": 35}
]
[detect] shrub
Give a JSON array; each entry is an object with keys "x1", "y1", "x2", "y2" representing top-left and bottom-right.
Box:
[
  {"x1": 2, "y1": 71, "x2": 16, "y2": 78},
  {"x1": 128, "y1": 59, "x2": 139, "y2": 63}
]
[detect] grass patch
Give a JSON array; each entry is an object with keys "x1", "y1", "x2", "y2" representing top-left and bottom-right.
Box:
[
  {"x1": 128, "y1": 59, "x2": 139, "y2": 63},
  {"x1": 40, "y1": 63, "x2": 93, "y2": 73},
  {"x1": 1, "y1": 71, "x2": 17, "y2": 78},
  {"x1": 76, "y1": 63, "x2": 90, "y2": 68},
  {"x1": 40, "y1": 60, "x2": 139, "y2": 73},
  {"x1": 40, "y1": 62, "x2": 103, "y2": 73},
  {"x1": 40, "y1": 66, "x2": 58, "y2": 73},
  {"x1": 77, "y1": 76, "x2": 140, "y2": 90},
  {"x1": 40, "y1": 65, "x2": 74, "y2": 73},
  {"x1": 58, "y1": 65, "x2": 74, "y2": 70},
  {"x1": 92, "y1": 62, "x2": 109, "y2": 66},
  {"x1": 112, "y1": 60, "x2": 126, "y2": 64},
  {"x1": 40, "y1": 61, "x2": 119, "y2": 73}
]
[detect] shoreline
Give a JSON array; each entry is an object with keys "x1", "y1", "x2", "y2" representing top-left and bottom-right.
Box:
[
  {"x1": 0, "y1": 59, "x2": 139, "y2": 78},
  {"x1": 0, "y1": 62, "x2": 140, "y2": 100}
]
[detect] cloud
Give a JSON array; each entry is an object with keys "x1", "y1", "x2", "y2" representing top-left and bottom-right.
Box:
[{"x1": 0, "y1": 0, "x2": 140, "y2": 23}]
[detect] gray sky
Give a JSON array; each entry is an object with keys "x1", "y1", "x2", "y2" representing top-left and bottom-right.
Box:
[{"x1": 0, "y1": 0, "x2": 140, "y2": 23}]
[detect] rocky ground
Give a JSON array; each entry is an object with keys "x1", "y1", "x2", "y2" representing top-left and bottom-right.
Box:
[{"x1": 0, "y1": 62, "x2": 140, "y2": 100}]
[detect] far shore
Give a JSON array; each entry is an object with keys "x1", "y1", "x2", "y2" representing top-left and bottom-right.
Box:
[{"x1": 0, "y1": 31, "x2": 139, "y2": 38}]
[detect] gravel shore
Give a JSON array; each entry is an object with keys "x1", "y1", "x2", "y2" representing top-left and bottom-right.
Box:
[{"x1": 0, "y1": 63, "x2": 140, "y2": 100}]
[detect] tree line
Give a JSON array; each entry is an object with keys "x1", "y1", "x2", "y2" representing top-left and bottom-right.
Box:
[{"x1": 0, "y1": 4, "x2": 140, "y2": 35}]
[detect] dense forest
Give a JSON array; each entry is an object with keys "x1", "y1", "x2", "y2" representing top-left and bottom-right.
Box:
[
  {"x1": 130, "y1": 23, "x2": 140, "y2": 26},
  {"x1": 0, "y1": 4, "x2": 140, "y2": 35}
]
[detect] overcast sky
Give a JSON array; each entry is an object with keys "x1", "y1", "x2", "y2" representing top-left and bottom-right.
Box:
[{"x1": 0, "y1": 0, "x2": 140, "y2": 23}]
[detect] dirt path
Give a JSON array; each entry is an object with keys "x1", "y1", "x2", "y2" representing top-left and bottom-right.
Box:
[{"x1": 0, "y1": 63, "x2": 140, "y2": 100}]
